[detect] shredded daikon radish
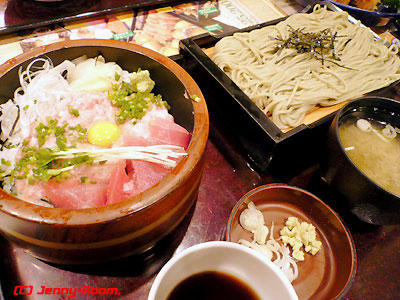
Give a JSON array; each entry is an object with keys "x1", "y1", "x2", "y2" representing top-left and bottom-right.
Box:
[
  {"x1": 266, "y1": 238, "x2": 281, "y2": 253},
  {"x1": 0, "y1": 58, "x2": 76, "y2": 177},
  {"x1": 1, "y1": 59, "x2": 75, "y2": 146}
]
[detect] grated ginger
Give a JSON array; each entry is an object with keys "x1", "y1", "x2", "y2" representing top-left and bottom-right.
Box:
[{"x1": 280, "y1": 217, "x2": 322, "y2": 261}]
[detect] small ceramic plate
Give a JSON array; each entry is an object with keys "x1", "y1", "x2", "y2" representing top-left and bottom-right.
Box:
[{"x1": 226, "y1": 184, "x2": 357, "y2": 300}]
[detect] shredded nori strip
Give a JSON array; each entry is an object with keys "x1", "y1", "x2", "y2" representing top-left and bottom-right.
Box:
[{"x1": 275, "y1": 25, "x2": 353, "y2": 69}]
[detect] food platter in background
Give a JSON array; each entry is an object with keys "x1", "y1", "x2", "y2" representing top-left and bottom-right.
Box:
[
  {"x1": 327, "y1": 0, "x2": 400, "y2": 26},
  {"x1": 297, "y1": 0, "x2": 400, "y2": 27}
]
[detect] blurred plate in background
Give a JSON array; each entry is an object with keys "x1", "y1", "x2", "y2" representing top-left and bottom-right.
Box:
[{"x1": 298, "y1": 0, "x2": 400, "y2": 27}]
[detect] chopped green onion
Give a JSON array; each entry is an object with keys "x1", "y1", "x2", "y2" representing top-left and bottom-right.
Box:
[
  {"x1": 68, "y1": 105, "x2": 80, "y2": 117},
  {"x1": 190, "y1": 94, "x2": 201, "y2": 102},
  {"x1": 108, "y1": 75, "x2": 169, "y2": 124}
]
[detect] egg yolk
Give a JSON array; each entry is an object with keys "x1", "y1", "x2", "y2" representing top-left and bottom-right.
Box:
[{"x1": 88, "y1": 122, "x2": 120, "y2": 147}]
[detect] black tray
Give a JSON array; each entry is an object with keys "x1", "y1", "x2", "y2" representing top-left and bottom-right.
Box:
[{"x1": 178, "y1": 1, "x2": 399, "y2": 176}]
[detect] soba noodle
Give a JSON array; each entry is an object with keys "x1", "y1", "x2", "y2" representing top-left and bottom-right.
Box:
[{"x1": 213, "y1": 5, "x2": 400, "y2": 129}]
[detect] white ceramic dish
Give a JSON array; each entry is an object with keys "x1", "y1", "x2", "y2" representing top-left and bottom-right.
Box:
[{"x1": 148, "y1": 241, "x2": 298, "y2": 300}]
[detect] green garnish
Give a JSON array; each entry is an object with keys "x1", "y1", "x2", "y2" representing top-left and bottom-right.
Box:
[
  {"x1": 68, "y1": 124, "x2": 87, "y2": 142},
  {"x1": 80, "y1": 176, "x2": 88, "y2": 184},
  {"x1": 4, "y1": 142, "x2": 16, "y2": 149},
  {"x1": 108, "y1": 72, "x2": 170, "y2": 124},
  {"x1": 275, "y1": 26, "x2": 352, "y2": 69},
  {"x1": 68, "y1": 105, "x2": 80, "y2": 117},
  {"x1": 28, "y1": 176, "x2": 35, "y2": 185},
  {"x1": 35, "y1": 118, "x2": 70, "y2": 150},
  {"x1": 190, "y1": 94, "x2": 201, "y2": 102},
  {"x1": 35, "y1": 118, "x2": 88, "y2": 149},
  {"x1": 35, "y1": 122, "x2": 52, "y2": 147},
  {"x1": 8, "y1": 146, "x2": 94, "y2": 184},
  {"x1": 1, "y1": 159, "x2": 11, "y2": 166},
  {"x1": 0, "y1": 118, "x2": 92, "y2": 184}
]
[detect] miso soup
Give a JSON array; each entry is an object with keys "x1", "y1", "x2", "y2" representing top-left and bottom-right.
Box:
[{"x1": 339, "y1": 116, "x2": 400, "y2": 197}]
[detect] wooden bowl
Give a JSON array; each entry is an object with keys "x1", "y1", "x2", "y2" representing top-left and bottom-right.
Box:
[
  {"x1": 0, "y1": 39, "x2": 209, "y2": 264},
  {"x1": 226, "y1": 184, "x2": 357, "y2": 300}
]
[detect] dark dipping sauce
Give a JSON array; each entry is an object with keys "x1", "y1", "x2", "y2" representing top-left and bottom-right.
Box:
[{"x1": 166, "y1": 270, "x2": 260, "y2": 300}]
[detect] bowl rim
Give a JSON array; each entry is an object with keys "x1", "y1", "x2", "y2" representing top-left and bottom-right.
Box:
[
  {"x1": 225, "y1": 183, "x2": 357, "y2": 300},
  {"x1": 148, "y1": 240, "x2": 299, "y2": 300},
  {"x1": 0, "y1": 39, "x2": 209, "y2": 226},
  {"x1": 333, "y1": 96, "x2": 400, "y2": 200}
]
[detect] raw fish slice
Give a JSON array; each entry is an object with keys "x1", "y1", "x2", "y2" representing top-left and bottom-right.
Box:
[
  {"x1": 107, "y1": 107, "x2": 190, "y2": 204},
  {"x1": 14, "y1": 179, "x2": 47, "y2": 206},
  {"x1": 42, "y1": 92, "x2": 117, "y2": 129},
  {"x1": 149, "y1": 117, "x2": 190, "y2": 149},
  {"x1": 106, "y1": 161, "x2": 134, "y2": 205},
  {"x1": 44, "y1": 179, "x2": 108, "y2": 209},
  {"x1": 122, "y1": 133, "x2": 150, "y2": 147},
  {"x1": 43, "y1": 161, "x2": 124, "y2": 209},
  {"x1": 106, "y1": 129, "x2": 169, "y2": 204},
  {"x1": 121, "y1": 106, "x2": 190, "y2": 148},
  {"x1": 129, "y1": 160, "x2": 171, "y2": 195},
  {"x1": 106, "y1": 160, "x2": 170, "y2": 205}
]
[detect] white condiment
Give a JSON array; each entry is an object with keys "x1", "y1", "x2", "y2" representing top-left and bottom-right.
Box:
[
  {"x1": 356, "y1": 119, "x2": 372, "y2": 132},
  {"x1": 238, "y1": 239, "x2": 273, "y2": 260},
  {"x1": 239, "y1": 201, "x2": 265, "y2": 232},
  {"x1": 237, "y1": 202, "x2": 299, "y2": 283},
  {"x1": 253, "y1": 225, "x2": 269, "y2": 245},
  {"x1": 382, "y1": 124, "x2": 397, "y2": 139}
]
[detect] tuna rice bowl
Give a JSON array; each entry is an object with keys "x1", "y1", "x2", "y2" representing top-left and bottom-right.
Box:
[{"x1": 0, "y1": 55, "x2": 191, "y2": 209}]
